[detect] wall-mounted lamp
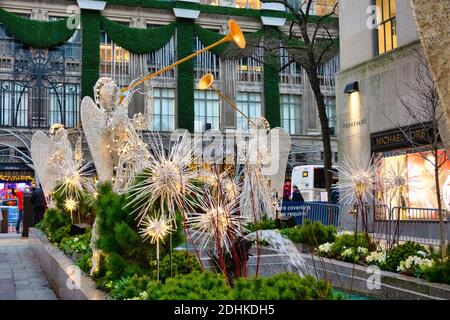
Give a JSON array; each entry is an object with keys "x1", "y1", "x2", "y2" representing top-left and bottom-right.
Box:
[{"x1": 344, "y1": 81, "x2": 359, "y2": 94}]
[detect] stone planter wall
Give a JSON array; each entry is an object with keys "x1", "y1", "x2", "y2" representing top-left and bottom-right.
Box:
[{"x1": 29, "y1": 228, "x2": 110, "y2": 300}]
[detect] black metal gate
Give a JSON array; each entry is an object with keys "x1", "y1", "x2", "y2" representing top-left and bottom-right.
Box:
[{"x1": 0, "y1": 45, "x2": 80, "y2": 129}]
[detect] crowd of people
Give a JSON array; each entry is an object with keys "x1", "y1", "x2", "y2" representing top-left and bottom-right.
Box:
[{"x1": 0, "y1": 182, "x2": 46, "y2": 234}]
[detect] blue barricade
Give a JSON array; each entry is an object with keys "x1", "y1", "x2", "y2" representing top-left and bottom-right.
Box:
[
  {"x1": 280, "y1": 201, "x2": 340, "y2": 226},
  {"x1": 7, "y1": 207, "x2": 19, "y2": 225}
]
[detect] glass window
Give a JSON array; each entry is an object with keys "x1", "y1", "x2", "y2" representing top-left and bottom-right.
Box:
[
  {"x1": 314, "y1": 0, "x2": 338, "y2": 16},
  {"x1": 194, "y1": 89, "x2": 220, "y2": 132},
  {"x1": 280, "y1": 94, "x2": 302, "y2": 135},
  {"x1": 376, "y1": 0, "x2": 397, "y2": 55},
  {"x1": 150, "y1": 88, "x2": 175, "y2": 131},
  {"x1": 325, "y1": 96, "x2": 336, "y2": 135},
  {"x1": 235, "y1": 0, "x2": 261, "y2": 9},
  {"x1": 236, "y1": 92, "x2": 261, "y2": 131}
]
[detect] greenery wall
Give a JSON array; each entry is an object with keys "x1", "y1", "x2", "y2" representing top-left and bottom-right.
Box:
[
  {"x1": 81, "y1": 10, "x2": 101, "y2": 99},
  {"x1": 176, "y1": 19, "x2": 195, "y2": 132}
]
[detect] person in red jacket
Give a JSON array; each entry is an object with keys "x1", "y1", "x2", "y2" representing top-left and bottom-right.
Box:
[{"x1": 11, "y1": 187, "x2": 24, "y2": 234}]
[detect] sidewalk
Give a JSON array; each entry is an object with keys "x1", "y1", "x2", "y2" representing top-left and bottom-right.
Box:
[{"x1": 0, "y1": 234, "x2": 58, "y2": 300}]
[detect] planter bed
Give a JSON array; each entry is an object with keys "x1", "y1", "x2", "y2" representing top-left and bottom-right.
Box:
[{"x1": 29, "y1": 228, "x2": 111, "y2": 300}]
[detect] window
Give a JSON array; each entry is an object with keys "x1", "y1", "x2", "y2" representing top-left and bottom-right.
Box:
[
  {"x1": 325, "y1": 96, "x2": 336, "y2": 135},
  {"x1": 281, "y1": 94, "x2": 302, "y2": 135},
  {"x1": 314, "y1": 0, "x2": 338, "y2": 16},
  {"x1": 236, "y1": 92, "x2": 261, "y2": 131},
  {"x1": 194, "y1": 90, "x2": 220, "y2": 132},
  {"x1": 0, "y1": 147, "x2": 9, "y2": 162},
  {"x1": 151, "y1": 88, "x2": 175, "y2": 131},
  {"x1": 235, "y1": 0, "x2": 261, "y2": 9},
  {"x1": 49, "y1": 84, "x2": 80, "y2": 128},
  {"x1": 376, "y1": 0, "x2": 397, "y2": 55}
]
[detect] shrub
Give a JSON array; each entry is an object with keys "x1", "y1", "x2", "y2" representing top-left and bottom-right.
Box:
[
  {"x1": 384, "y1": 242, "x2": 428, "y2": 272},
  {"x1": 245, "y1": 215, "x2": 276, "y2": 232},
  {"x1": 329, "y1": 232, "x2": 372, "y2": 259},
  {"x1": 59, "y1": 231, "x2": 91, "y2": 256},
  {"x1": 281, "y1": 220, "x2": 336, "y2": 246},
  {"x1": 47, "y1": 225, "x2": 71, "y2": 244},
  {"x1": 76, "y1": 250, "x2": 93, "y2": 274},
  {"x1": 158, "y1": 250, "x2": 201, "y2": 282},
  {"x1": 422, "y1": 259, "x2": 450, "y2": 285},
  {"x1": 110, "y1": 274, "x2": 153, "y2": 300},
  {"x1": 231, "y1": 273, "x2": 334, "y2": 300},
  {"x1": 145, "y1": 272, "x2": 231, "y2": 300},
  {"x1": 38, "y1": 208, "x2": 71, "y2": 235}
]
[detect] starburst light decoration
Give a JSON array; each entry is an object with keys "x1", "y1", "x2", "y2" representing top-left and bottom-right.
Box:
[
  {"x1": 125, "y1": 131, "x2": 201, "y2": 225},
  {"x1": 338, "y1": 154, "x2": 382, "y2": 205},
  {"x1": 187, "y1": 191, "x2": 250, "y2": 252}
]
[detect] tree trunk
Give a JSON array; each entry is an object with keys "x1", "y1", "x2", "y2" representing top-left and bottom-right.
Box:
[
  {"x1": 306, "y1": 69, "x2": 333, "y2": 204},
  {"x1": 434, "y1": 149, "x2": 447, "y2": 259}
]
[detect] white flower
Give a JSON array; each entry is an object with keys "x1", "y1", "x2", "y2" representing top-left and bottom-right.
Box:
[
  {"x1": 336, "y1": 231, "x2": 353, "y2": 237},
  {"x1": 366, "y1": 251, "x2": 386, "y2": 264},
  {"x1": 398, "y1": 255, "x2": 433, "y2": 273},
  {"x1": 341, "y1": 248, "x2": 354, "y2": 258},
  {"x1": 416, "y1": 250, "x2": 428, "y2": 258},
  {"x1": 318, "y1": 242, "x2": 333, "y2": 254},
  {"x1": 74, "y1": 237, "x2": 79, "y2": 243},
  {"x1": 357, "y1": 247, "x2": 369, "y2": 255}
]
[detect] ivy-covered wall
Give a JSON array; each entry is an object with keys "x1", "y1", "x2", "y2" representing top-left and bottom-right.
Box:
[
  {"x1": 81, "y1": 10, "x2": 101, "y2": 99},
  {"x1": 176, "y1": 19, "x2": 195, "y2": 132}
]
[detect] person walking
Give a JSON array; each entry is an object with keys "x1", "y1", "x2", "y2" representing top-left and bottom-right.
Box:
[
  {"x1": 31, "y1": 183, "x2": 47, "y2": 225},
  {"x1": 291, "y1": 185, "x2": 305, "y2": 202},
  {"x1": 12, "y1": 187, "x2": 24, "y2": 234}
]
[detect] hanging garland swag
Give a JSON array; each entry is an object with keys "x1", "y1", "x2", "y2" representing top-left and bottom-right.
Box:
[
  {"x1": 0, "y1": 8, "x2": 75, "y2": 48},
  {"x1": 100, "y1": 17, "x2": 176, "y2": 54}
]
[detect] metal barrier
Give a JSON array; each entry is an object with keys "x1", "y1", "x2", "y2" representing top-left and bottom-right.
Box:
[
  {"x1": 280, "y1": 201, "x2": 340, "y2": 227},
  {"x1": 281, "y1": 202, "x2": 449, "y2": 245},
  {"x1": 372, "y1": 207, "x2": 450, "y2": 246}
]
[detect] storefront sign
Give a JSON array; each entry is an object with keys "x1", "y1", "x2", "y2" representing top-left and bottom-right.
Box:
[{"x1": 371, "y1": 122, "x2": 433, "y2": 152}]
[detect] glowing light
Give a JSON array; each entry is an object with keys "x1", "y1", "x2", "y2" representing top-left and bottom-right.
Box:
[
  {"x1": 139, "y1": 214, "x2": 174, "y2": 245},
  {"x1": 64, "y1": 198, "x2": 78, "y2": 212}
]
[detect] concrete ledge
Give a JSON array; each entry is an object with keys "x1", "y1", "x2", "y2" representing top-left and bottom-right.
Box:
[{"x1": 29, "y1": 228, "x2": 111, "y2": 300}]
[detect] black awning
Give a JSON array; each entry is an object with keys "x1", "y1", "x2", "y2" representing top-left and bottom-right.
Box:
[{"x1": 0, "y1": 162, "x2": 33, "y2": 173}]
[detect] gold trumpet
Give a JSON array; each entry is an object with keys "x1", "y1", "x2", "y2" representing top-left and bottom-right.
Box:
[
  {"x1": 121, "y1": 19, "x2": 246, "y2": 94},
  {"x1": 198, "y1": 73, "x2": 255, "y2": 127}
]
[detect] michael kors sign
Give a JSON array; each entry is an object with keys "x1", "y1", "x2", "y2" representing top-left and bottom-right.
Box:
[{"x1": 371, "y1": 122, "x2": 434, "y2": 152}]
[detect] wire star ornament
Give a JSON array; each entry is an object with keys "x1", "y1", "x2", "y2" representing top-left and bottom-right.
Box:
[
  {"x1": 125, "y1": 131, "x2": 201, "y2": 225},
  {"x1": 337, "y1": 154, "x2": 382, "y2": 205}
]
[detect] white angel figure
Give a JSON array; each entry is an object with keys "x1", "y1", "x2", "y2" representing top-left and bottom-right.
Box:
[
  {"x1": 31, "y1": 123, "x2": 77, "y2": 199},
  {"x1": 81, "y1": 77, "x2": 151, "y2": 192}
]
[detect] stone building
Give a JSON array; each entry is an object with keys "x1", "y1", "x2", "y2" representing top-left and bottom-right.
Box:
[
  {"x1": 336, "y1": 0, "x2": 450, "y2": 214},
  {"x1": 0, "y1": 0, "x2": 340, "y2": 185}
]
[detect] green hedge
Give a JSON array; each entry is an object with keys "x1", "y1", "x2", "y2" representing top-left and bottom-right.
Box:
[
  {"x1": 176, "y1": 19, "x2": 195, "y2": 132},
  {"x1": 263, "y1": 27, "x2": 281, "y2": 128},
  {"x1": 0, "y1": 8, "x2": 75, "y2": 48},
  {"x1": 81, "y1": 10, "x2": 101, "y2": 99},
  {"x1": 100, "y1": 17, "x2": 176, "y2": 54},
  {"x1": 104, "y1": 0, "x2": 175, "y2": 10}
]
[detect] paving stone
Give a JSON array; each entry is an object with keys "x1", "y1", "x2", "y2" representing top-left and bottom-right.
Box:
[
  {"x1": 12, "y1": 272, "x2": 28, "y2": 280},
  {"x1": 0, "y1": 235, "x2": 58, "y2": 300},
  {"x1": 16, "y1": 289, "x2": 35, "y2": 300}
]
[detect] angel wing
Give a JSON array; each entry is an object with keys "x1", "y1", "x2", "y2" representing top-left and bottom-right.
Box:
[
  {"x1": 31, "y1": 131, "x2": 59, "y2": 198},
  {"x1": 264, "y1": 127, "x2": 291, "y2": 199},
  {"x1": 81, "y1": 96, "x2": 114, "y2": 182}
]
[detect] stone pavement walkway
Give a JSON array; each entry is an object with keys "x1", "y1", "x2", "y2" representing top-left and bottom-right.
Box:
[{"x1": 0, "y1": 234, "x2": 58, "y2": 300}]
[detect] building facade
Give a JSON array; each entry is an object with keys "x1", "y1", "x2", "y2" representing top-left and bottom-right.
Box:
[
  {"x1": 337, "y1": 0, "x2": 450, "y2": 215},
  {"x1": 0, "y1": 0, "x2": 340, "y2": 184}
]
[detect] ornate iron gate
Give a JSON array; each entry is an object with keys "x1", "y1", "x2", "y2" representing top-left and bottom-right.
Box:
[{"x1": 0, "y1": 45, "x2": 80, "y2": 128}]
